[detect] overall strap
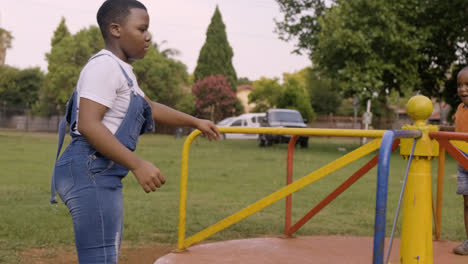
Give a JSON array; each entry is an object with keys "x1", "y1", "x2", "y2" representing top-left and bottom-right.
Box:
[
  {"x1": 50, "y1": 118, "x2": 68, "y2": 203},
  {"x1": 90, "y1": 53, "x2": 134, "y2": 88},
  {"x1": 55, "y1": 111, "x2": 69, "y2": 160},
  {"x1": 50, "y1": 90, "x2": 75, "y2": 203}
]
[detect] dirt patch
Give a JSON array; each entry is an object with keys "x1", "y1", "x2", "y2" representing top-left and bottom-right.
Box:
[{"x1": 20, "y1": 243, "x2": 174, "y2": 264}]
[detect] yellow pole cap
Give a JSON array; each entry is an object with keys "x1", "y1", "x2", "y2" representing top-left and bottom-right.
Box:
[{"x1": 407, "y1": 95, "x2": 433, "y2": 126}]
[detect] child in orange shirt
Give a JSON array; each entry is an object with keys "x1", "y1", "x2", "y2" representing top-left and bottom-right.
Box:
[{"x1": 453, "y1": 66, "x2": 468, "y2": 255}]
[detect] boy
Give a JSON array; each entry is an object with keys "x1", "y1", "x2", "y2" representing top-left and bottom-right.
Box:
[
  {"x1": 50, "y1": 0, "x2": 220, "y2": 263},
  {"x1": 453, "y1": 65, "x2": 468, "y2": 255}
]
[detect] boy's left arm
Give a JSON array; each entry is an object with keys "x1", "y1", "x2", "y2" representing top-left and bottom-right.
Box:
[{"x1": 145, "y1": 97, "x2": 220, "y2": 140}]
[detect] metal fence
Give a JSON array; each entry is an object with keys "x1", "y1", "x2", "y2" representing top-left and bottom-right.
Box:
[
  {"x1": 0, "y1": 105, "x2": 61, "y2": 132},
  {"x1": 0, "y1": 104, "x2": 412, "y2": 133}
]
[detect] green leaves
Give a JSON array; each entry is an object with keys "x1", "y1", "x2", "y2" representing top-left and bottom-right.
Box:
[
  {"x1": 0, "y1": 28, "x2": 14, "y2": 66},
  {"x1": 314, "y1": 0, "x2": 422, "y2": 99},
  {"x1": 275, "y1": 0, "x2": 468, "y2": 110},
  {"x1": 194, "y1": 6, "x2": 237, "y2": 91},
  {"x1": 0, "y1": 66, "x2": 44, "y2": 107},
  {"x1": 278, "y1": 77, "x2": 315, "y2": 121},
  {"x1": 248, "y1": 74, "x2": 316, "y2": 122},
  {"x1": 44, "y1": 22, "x2": 104, "y2": 112},
  {"x1": 0, "y1": 28, "x2": 13, "y2": 50},
  {"x1": 248, "y1": 77, "x2": 283, "y2": 112},
  {"x1": 133, "y1": 46, "x2": 192, "y2": 113}
]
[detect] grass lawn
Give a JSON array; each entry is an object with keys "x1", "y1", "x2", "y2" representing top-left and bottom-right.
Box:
[{"x1": 0, "y1": 131, "x2": 465, "y2": 263}]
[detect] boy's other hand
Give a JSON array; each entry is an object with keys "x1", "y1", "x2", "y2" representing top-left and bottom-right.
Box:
[
  {"x1": 132, "y1": 160, "x2": 166, "y2": 193},
  {"x1": 196, "y1": 119, "x2": 221, "y2": 141}
]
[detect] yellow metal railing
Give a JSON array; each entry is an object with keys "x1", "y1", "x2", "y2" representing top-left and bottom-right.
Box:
[
  {"x1": 451, "y1": 140, "x2": 468, "y2": 153},
  {"x1": 177, "y1": 127, "x2": 386, "y2": 250}
]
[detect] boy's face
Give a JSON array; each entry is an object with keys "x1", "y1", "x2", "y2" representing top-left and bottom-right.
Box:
[
  {"x1": 118, "y1": 8, "x2": 151, "y2": 61},
  {"x1": 458, "y1": 69, "x2": 468, "y2": 106}
]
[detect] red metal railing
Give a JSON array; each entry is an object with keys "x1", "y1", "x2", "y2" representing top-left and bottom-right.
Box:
[
  {"x1": 284, "y1": 136, "x2": 400, "y2": 236},
  {"x1": 429, "y1": 131, "x2": 468, "y2": 240}
]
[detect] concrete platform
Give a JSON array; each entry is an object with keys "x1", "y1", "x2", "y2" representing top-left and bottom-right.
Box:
[{"x1": 154, "y1": 236, "x2": 467, "y2": 264}]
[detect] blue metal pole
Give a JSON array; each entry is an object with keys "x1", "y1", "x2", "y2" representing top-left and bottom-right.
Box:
[
  {"x1": 373, "y1": 130, "x2": 395, "y2": 264},
  {"x1": 372, "y1": 130, "x2": 421, "y2": 264}
]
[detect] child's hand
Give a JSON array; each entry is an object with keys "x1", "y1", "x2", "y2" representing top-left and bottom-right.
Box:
[
  {"x1": 132, "y1": 160, "x2": 166, "y2": 193},
  {"x1": 196, "y1": 119, "x2": 221, "y2": 141}
]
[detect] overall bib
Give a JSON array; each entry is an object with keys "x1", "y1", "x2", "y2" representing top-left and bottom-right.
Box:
[{"x1": 50, "y1": 54, "x2": 154, "y2": 264}]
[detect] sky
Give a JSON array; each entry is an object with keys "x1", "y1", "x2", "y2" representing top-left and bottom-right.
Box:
[{"x1": 0, "y1": 0, "x2": 312, "y2": 81}]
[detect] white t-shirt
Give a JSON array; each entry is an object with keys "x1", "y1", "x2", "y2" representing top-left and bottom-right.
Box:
[{"x1": 75, "y1": 49, "x2": 146, "y2": 134}]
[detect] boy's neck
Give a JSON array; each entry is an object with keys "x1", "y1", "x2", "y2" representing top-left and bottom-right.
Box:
[{"x1": 104, "y1": 42, "x2": 128, "y2": 63}]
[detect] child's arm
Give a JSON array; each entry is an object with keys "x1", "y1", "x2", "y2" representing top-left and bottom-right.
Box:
[
  {"x1": 145, "y1": 97, "x2": 221, "y2": 140},
  {"x1": 78, "y1": 98, "x2": 165, "y2": 193}
]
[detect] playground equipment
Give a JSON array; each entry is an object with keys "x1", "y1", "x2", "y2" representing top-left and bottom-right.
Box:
[{"x1": 169, "y1": 95, "x2": 468, "y2": 264}]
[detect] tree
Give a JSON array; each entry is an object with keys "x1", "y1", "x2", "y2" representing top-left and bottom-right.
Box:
[
  {"x1": 192, "y1": 75, "x2": 236, "y2": 122},
  {"x1": 275, "y1": 0, "x2": 327, "y2": 56},
  {"x1": 51, "y1": 17, "x2": 70, "y2": 47},
  {"x1": 306, "y1": 68, "x2": 342, "y2": 115},
  {"x1": 248, "y1": 77, "x2": 283, "y2": 112},
  {"x1": 316, "y1": 0, "x2": 422, "y2": 99},
  {"x1": 282, "y1": 67, "x2": 342, "y2": 115},
  {"x1": 153, "y1": 40, "x2": 181, "y2": 58},
  {"x1": 237, "y1": 77, "x2": 252, "y2": 86},
  {"x1": 0, "y1": 66, "x2": 44, "y2": 107},
  {"x1": 193, "y1": 6, "x2": 237, "y2": 91},
  {"x1": 41, "y1": 21, "x2": 104, "y2": 114},
  {"x1": 133, "y1": 46, "x2": 193, "y2": 114},
  {"x1": 248, "y1": 75, "x2": 315, "y2": 121},
  {"x1": 416, "y1": 1, "x2": 468, "y2": 101},
  {"x1": 0, "y1": 28, "x2": 13, "y2": 66},
  {"x1": 275, "y1": 0, "x2": 468, "y2": 108},
  {"x1": 277, "y1": 77, "x2": 315, "y2": 122}
]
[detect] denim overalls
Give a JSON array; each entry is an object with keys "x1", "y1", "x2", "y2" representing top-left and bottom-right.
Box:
[{"x1": 50, "y1": 53, "x2": 154, "y2": 263}]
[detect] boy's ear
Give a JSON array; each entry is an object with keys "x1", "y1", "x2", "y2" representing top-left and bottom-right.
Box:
[{"x1": 109, "y1": 23, "x2": 121, "y2": 38}]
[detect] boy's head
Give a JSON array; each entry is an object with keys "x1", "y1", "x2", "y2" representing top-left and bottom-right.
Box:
[
  {"x1": 458, "y1": 66, "x2": 468, "y2": 106},
  {"x1": 97, "y1": 0, "x2": 151, "y2": 61},
  {"x1": 97, "y1": 0, "x2": 147, "y2": 39}
]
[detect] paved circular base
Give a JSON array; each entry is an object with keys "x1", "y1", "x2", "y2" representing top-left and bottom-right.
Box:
[{"x1": 155, "y1": 236, "x2": 467, "y2": 264}]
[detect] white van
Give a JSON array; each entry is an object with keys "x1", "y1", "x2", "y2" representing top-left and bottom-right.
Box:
[{"x1": 217, "y1": 113, "x2": 266, "y2": 139}]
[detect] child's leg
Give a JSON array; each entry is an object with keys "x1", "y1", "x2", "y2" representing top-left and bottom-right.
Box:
[
  {"x1": 454, "y1": 165, "x2": 468, "y2": 254},
  {"x1": 66, "y1": 180, "x2": 123, "y2": 264},
  {"x1": 464, "y1": 195, "x2": 468, "y2": 239},
  {"x1": 58, "y1": 156, "x2": 124, "y2": 264}
]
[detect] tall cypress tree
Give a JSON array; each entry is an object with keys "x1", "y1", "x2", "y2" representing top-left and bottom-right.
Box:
[
  {"x1": 49, "y1": 17, "x2": 70, "y2": 48},
  {"x1": 194, "y1": 6, "x2": 237, "y2": 91}
]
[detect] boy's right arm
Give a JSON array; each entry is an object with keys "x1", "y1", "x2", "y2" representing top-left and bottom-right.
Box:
[{"x1": 78, "y1": 98, "x2": 165, "y2": 193}]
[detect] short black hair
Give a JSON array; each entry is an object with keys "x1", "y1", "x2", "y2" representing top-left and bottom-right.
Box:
[{"x1": 97, "y1": 0, "x2": 147, "y2": 39}]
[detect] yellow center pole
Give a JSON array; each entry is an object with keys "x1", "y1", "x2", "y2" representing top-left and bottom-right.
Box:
[
  {"x1": 400, "y1": 157, "x2": 433, "y2": 263},
  {"x1": 399, "y1": 95, "x2": 439, "y2": 264}
]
